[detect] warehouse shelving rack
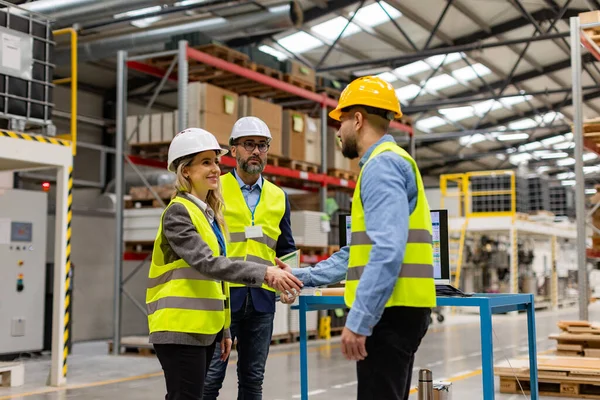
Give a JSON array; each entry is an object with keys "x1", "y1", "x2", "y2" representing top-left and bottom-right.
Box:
[
  {"x1": 0, "y1": 0, "x2": 80, "y2": 387},
  {"x1": 440, "y1": 170, "x2": 577, "y2": 311},
  {"x1": 112, "y1": 41, "x2": 414, "y2": 354},
  {"x1": 570, "y1": 15, "x2": 600, "y2": 321}
]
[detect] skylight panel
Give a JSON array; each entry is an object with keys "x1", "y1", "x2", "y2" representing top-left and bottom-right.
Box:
[
  {"x1": 258, "y1": 45, "x2": 288, "y2": 61},
  {"x1": 175, "y1": 0, "x2": 205, "y2": 5},
  {"x1": 584, "y1": 152, "x2": 599, "y2": 162},
  {"x1": 497, "y1": 132, "x2": 529, "y2": 141},
  {"x1": 416, "y1": 116, "x2": 447, "y2": 131},
  {"x1": 311, "y1": 17, "x2": 361, "y2": 40},
  {"x1": 426, "y1": 52, "x2": 465, "y2": 67},
  {"x1": 500, "y1": 95, "x2": 532, "y2": 108},
  {"x1": 351, "y1": 2, "x2": 401, "y2": 27},
  {"x1": 395, "y1": 84, "x2": 422, "y2": 101},
  {"x1": 114, "y1": 6, "x2": 161, "y2": 18},
  {"x1": 557, "y1": 158, "x2": 576, "y2": 166},
  {"x1": 508, "y1": 118, "x2": 538, "y2": 130},
  {"x1": 541, "y1": 135, "x2": 565, "y2": 146},
  {"x1": 451, "y1": 63, "x2": 491, "y2": 82},
  {"x1": 587, "y1": 188, "x2": 597, "y2": 194},
  {"x1": 509, "y1": 153, "x2": 532, "y2": 165},
  {"x1": 277, "y1": 31, "x2": 323, "y2": 53},
  {"x1": 553, "y1": 142, "x2": 574, "y2": 150},
  {"x1": 423, "y1": 74, "x2": 458, "y2": 91},
  {"x1": 376, "y1": 72, "x2": 398, "y2": 83},
  {"x1": 556, "y1": 172, "x2": 575, "y2": 180},
  {"x1": 131, "y1": 16, "x2": 161, "y2": 28},
  {"x1": 535, "y1": 111, "x2": 564, "y2": 125},
  {"x1": 564, "y1": 132, "x2": 574, "y2": 140},
  {"x1": 439, "y1": 106, "x2": 475, "y2": 121},
  {"x1": 537, "y1": 151, "x2": 568, "y2": 159},
  {"x1": 519, "y1": 141, "x2": 542, "y2": 151},
  {"x1": 393, "y1": 61, "x2": 430, "y2": 78},
  {"x1": 459, "y1": 133, "x2": 487, "y2": 146},
  {"x1": 584, "y1": 166, "x2": 600, "y2": 174},
  {"x1": 561, "y1": 180, "x2": 576, "y2": 186},
  {"x1": 473, "y1": 100, "x2": 502, "y2": 116}
]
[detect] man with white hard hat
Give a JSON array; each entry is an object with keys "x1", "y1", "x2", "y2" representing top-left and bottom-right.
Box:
[{"x1": 204, "y1": 117, "x2": 297, "y2": 400}]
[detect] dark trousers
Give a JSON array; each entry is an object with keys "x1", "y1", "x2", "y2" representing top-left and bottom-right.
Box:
[
  {"x1": 154, "y1": 336, "x2": 220, "y2": 400},
  {"x1": 356, "y1": 306, "x2": 431, "y2": 400},
  {"x1": 203, "y1": 293, "x2": 275, "y2": 400}
]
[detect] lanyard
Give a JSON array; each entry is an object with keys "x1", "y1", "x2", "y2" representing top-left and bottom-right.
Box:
[
  {"x1": 245, "y1": 182, "x2": 262, "y2": 226},
  {"x1": 210, "y1": 220, "x2": 227, "y2": 257}
]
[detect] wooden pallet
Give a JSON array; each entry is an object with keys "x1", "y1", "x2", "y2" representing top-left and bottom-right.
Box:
[
  {"x1": 266, "y1": 154, "x2": 283, "y2": 167},
  {"x1": 271, "y1": 333, "x2": 293, "y2": 345},
  {"x1": 283, "y1": 74, "x2": 316, "y2": 92},
  {"x1": 249, "y1": 62, "x2": 283, "y2": 80},
  {"x1": 278, "y1": 158, "x2": 320, "y2": 174},
  {"x1": 290, "y1": 330, "x2": 319, "y2": 342},
  {"x1": 130, "y1": 141, "x2": 170, "y2": 161},
  {"x1": 108, "y1": 336, "x2": 156, "y2": 356},
  {"x1": 327, "y1": 168, "x2": 358, "y2": 182},
  {"x1": 550, "y1": 320, "x2": 600, "y2": 357},
  {"x1": 125, "y1": 198, "x2": 169, "y2": 209},
  {"x1": 500, "y1": 375, "x2": 600, "y2": 398}
]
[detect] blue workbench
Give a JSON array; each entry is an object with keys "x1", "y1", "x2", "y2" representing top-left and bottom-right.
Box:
[{"x1": 292, "y1": 293, "x2": 539, "y2": 400}]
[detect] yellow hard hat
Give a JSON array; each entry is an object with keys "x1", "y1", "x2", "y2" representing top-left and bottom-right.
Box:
[{"x1": 329, "y1": 76, "x2": 403, "y2": 121}]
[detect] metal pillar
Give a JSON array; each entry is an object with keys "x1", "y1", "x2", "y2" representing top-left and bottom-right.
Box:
[
  {"x1": 113, "y1": 50, "x2": 127, "y2": 355},
  {"x1": 178, "y1": 40, "x2": 188, "y2": 132},
  {"x1": 551, "y1": 236, "x2": 558, "y2": 310},
  {"x1": 510, "y1": 228, "x2": 518, "y2": 294},
  {"x1": 320, "y1": 104, "x2": 328, "y2": 213},
  {"x1": 409, "y1": 134, "x2": 416, "y2": 157},
  {"x1": 570, "y1": 16, "x2": 589, "y2": 321}
]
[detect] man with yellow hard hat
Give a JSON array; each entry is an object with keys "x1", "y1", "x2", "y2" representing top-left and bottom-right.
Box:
[{"x1": 278, "y1": 76, "x2": 436, "y2": 399}]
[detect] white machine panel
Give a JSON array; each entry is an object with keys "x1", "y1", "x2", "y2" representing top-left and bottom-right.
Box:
[{"x1": 0, "y1": 189, "x2": 47, "y2": 355}]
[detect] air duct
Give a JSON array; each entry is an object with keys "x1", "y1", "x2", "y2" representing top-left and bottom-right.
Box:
[
  {"x1": 17, "y1": 0, "x2": 175, "y2": 28},
  {"x1": 53, "y1": 1, "x2": 303, "y2": 65}
]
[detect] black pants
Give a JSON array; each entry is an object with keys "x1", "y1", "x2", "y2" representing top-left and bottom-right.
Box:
[
  {"x1": 356, "y1": 306, "x2": 431, "y2": 400},
  {"x1": 154, "y1": 334, "x2": 221, "y2": 400}
]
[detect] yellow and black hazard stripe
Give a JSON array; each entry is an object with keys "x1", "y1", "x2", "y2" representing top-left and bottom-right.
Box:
[
  {"x1": 63, "y1": 166, "x2": 73, "y2": 377},
  {"x1": 0, "y1": 130, "x2": 71, "y2": 146}
]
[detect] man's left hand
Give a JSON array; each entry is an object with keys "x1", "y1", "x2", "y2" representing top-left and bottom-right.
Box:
[
  {"x1": 341, "y1": 327, "x2": 367, "y2": 361},
  {"x1": 220, "y1": 337, "x2": 232, "y2": 361}
]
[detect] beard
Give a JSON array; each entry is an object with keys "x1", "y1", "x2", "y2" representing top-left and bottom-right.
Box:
[
  {"x1": 238, "y1": 154, "x2": 265, "y2": 174},
  {"x1": 341, "y1": 135, "x2": 359, "y2": 159}
]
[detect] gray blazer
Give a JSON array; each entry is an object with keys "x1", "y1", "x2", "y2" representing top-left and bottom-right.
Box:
[{"x1": 149, "y1": 193, "x2": 268, "y2": 347}]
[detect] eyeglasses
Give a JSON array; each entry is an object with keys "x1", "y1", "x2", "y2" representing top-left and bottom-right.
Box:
[{"x1": 236, "y1": 141, "x2": 269, "y2": 153}]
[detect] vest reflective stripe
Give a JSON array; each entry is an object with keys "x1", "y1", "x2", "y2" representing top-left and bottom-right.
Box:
[
  {"x1": 346, "y1": 263, "x2": 434, "y2": 281},
  {"x1": 147, "y1": 296, "x2": 226, "y2": 314},
  {"x1": 350, "y1": 229, "x2": 432, "y2": 246},
  {"x1": 147, "y1": 267, "x2": 218, "y2": 288},
  {"x1": 345, "y1": 142, "x2": 437, "y2": 309},
  {"x1": 221, "y1": 173, "x2": 286, "y2": 292},
  {"x1": 146, "y1": 196, "x2": 231, "y2": 335}
]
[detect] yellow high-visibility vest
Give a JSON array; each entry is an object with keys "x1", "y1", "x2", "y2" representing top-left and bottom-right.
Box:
[
  {"x1": 221, "y1": 172, "x2": 286, "y2": 292},
  {"x1": 345, "y1": 142, "x2": 437, "y2": 309},
  {"x1": 146, "y1": 195, "x2": 231, "y2": 334}
]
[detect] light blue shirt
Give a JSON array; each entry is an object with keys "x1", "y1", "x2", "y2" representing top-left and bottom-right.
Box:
[
  {"x1": 233, "y1": 169, "x2": 263, "y2": 214},
  {"x1": 293, "y1": 134, "x2": 418, "y2": 336}
]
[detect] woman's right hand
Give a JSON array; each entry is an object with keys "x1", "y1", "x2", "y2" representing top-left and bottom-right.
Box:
[{"x1": 265, "y1": 266, "x2": 303, "y2": 293}]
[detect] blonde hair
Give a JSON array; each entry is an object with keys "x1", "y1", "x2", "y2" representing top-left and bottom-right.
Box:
[{"x1": 171, "y1": 153, "x2": 228, "y2": 235}]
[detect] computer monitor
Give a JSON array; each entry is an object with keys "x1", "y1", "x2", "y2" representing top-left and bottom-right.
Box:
[{"x1": 338, "y1": 209, "x2": 450, "y2": 283}]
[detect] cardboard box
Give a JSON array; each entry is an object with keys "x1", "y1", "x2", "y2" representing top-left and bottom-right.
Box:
[
  {"x1": 580, "y1": 10, "x2": 600, "y2": 25},
  {"x1": 136, "y1": 114, "x2": 151, "y2": 144},
  {"x1": 188, "y1": 82, "x2": 238, "y2": 145},
  {"x1": 305, "y1": 117, "x2": 321, "y2": 165},
  {"x1": 162, "y1": 111, "x2": 175, "y2": 142},
  {"x1": 281, "y1": 59, "x2": 316, "y2": 86},
  {"x1": 126, "y1": 115, "x2": 139, "y2": 144},
  {"x1": 239, "y1": 96, "x2": 283, "y2": 157},
  {"x1": 282, "y1": 110, "x2": 306, "y2": 161},
  {"x1": 150, "y1": 113, "x2": 163, "y2": 143},
  {"x1": 326, "y1": 126, "x2": 350, "y2": 171}
]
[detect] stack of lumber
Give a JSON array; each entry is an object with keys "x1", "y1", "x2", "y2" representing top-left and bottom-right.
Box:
[
  {"x1": 495, "y1": 355, "x2": 600, "y2": 397},
  {"x1": 580, "y1": 11, "x2": 600, "y2": 46},
  {"x1": 549, "y1": 320, "x2": 600, "y2": 357}
]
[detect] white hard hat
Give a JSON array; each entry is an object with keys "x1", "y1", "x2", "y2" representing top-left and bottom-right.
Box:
[
  {"x1": 229, "y1": 117, "x2": 272, "y2": 145},
  {"x1": 167, "y1": 128, "x2": 228, "y2": 172}
]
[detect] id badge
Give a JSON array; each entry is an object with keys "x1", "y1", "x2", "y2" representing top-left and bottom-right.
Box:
[{"x1": 245, "y1": 225, "x2": 263, "y2": 239}]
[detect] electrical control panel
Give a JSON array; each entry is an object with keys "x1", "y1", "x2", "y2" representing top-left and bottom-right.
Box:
[{"x1": 0, "y1": 189, "x2": 47, "y2": 355}]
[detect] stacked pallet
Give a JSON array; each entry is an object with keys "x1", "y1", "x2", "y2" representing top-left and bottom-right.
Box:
[
  {"x1": 549, "y1": 320, "x2": 600, "y2": 357},
  {"x1": 495, "y1": 355, "x2": 600, "y2": 398},
  {"x1": 580, "y1": 11, "x2": 600, "y2": 46}
]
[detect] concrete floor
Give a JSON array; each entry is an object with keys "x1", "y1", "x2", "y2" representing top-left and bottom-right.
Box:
[{"x1": 0, "y1": 302, "x2": 599, "y2": 400}]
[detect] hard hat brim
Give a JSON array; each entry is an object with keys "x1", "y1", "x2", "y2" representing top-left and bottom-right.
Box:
[
  {"x1": 329, "y1": 106, "x2": 403, "y2": 121},
  {"x1": 167, "y1": 147, "x2": 228, "y2": 172}
]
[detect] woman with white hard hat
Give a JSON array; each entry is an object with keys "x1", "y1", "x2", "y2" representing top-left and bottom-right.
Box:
[{"x1": 146, "y1": 128, "x2": 302, "y2": 400}]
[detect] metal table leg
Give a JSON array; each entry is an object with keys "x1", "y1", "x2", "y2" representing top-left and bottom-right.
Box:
[
  {"x1": 299, "y1": 300, "x2": 308, "y2": 400},
  {"x1": 480, "y1": 303, "x2": 495, "y2": 399},
  {"x1": 527, "y1": 294, "x2": 539, "y2": 400}
]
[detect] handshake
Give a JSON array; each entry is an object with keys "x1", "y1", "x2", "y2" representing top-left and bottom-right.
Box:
[{"x1": 263, "y1": 258, "x2": 301, "y2": 304}]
